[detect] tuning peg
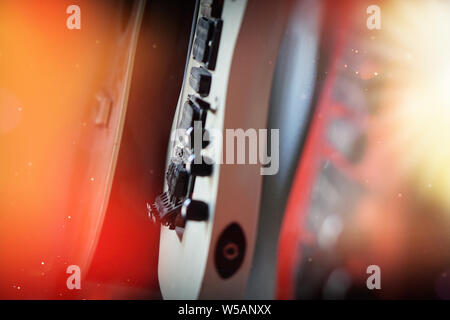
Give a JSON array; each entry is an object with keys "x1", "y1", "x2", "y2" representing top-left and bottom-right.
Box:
[
  {"x1": 181, "y1": 199, "x2": 209, "y2": 222},
  {"x1": 186, "y1": 154, "x2": 213, "y2": 177}
]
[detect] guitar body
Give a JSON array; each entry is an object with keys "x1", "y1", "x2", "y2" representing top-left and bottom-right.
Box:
[{"x1": 155, "y1": 0, "x2": 291, "y2": 299}]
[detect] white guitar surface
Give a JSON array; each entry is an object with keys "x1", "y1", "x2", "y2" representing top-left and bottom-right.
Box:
[{"x1": 154, "y1": 0, "x2": 291, "y2": 299}]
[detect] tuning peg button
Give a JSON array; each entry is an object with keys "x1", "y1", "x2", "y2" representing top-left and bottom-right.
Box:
[
  {"x1": 183, "y1": 127, "x2": 210, "y2": 149},
  {"x1": 186, "y1": 155, "x2": 213, "y2": 177},
  {"x1": 181, "y1": 199, "x2": 209, "y2": 221}
]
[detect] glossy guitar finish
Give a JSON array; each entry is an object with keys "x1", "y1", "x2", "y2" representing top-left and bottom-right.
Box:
[{"x1": 155, "y1": 0, "x2": 292, "y2": 299}]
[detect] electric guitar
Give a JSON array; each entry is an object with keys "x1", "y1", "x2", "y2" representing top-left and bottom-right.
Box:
[{"x1": 149, "y1": 0, "x2": 292, "y2": 299}]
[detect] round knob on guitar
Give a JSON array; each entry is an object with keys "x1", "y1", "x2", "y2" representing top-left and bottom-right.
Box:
[
  {"x1": 183, "y1": 127, "x2": 210, "y2": 149},
  {"x1": 181, "y1": 199, "x2": 209, "y2": 222},
  {"x1": 186, "y1": 154, "x2": 213, "y2": 177}
]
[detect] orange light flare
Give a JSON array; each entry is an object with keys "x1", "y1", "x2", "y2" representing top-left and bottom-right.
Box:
[
  {"x1": 342, "y1": 0, "x2": 450, "y2": 295},
  {"x1": 0, "y1": 0, "x2": 156, "y2": 299}
]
